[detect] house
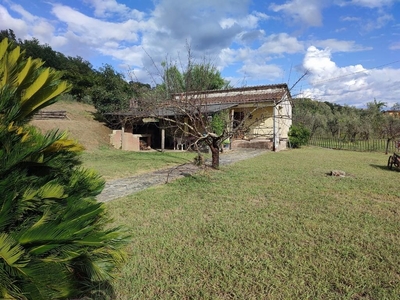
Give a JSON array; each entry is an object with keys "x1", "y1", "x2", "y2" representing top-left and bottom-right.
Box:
[
  {"x1": 384, "y1": 110, "x2": 400, "y2": 118},
  {"x1": 109, "y1": 83, "x2": 292, "y2": 151}
]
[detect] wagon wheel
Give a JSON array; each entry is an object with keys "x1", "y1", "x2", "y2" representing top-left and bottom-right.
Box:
[{"x1": 388, "y1": 156, "x2": 394, "y2": 170}]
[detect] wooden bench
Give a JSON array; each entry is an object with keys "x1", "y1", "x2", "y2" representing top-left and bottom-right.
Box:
[{"x1": 33, "y1": 110, "x2": 69, "y2": 120}]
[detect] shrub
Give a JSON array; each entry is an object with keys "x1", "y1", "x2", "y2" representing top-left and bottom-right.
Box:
[
  {"x1": 288, "y1": 124, "x2": 310, "y2": 148},
  {"x1": 0, "y1": 38, "x2": 127, "y2": 299}
]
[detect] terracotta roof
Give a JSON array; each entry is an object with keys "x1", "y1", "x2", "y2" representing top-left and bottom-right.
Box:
[
  {"x1": 109, "y1": 84, "x2": 291, "y2": 118},
  {"x1": 172, "y1": 83, "x2": 291, "y2": 105}
]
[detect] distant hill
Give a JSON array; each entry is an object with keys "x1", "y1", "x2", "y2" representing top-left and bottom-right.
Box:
[{"x1": 31, "y1": 101, "x2": 111, "y2": 151}]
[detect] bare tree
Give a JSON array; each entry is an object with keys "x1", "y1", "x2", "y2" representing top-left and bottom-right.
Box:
[{"x1": 132, "y1": 47, "x2": 294, "y2": 169}]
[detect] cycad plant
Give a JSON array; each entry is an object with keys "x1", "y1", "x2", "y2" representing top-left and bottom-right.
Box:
[{"x1": 0, "y1": 38, "x2": 127, "y2": 299}]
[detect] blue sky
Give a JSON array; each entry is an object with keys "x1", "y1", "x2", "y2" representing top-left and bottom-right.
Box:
[{"x1": 0, "y1": 0, "x2": 399, "y2": 107}]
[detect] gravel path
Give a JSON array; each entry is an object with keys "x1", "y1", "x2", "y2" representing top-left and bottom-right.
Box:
[{"x1": 97, "y1": 149, "x2": 268, "y2": 202}]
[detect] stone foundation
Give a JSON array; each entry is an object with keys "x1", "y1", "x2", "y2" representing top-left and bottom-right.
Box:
[{"x1": 231, "y1": 138, "x2": 287, "y2": 151}]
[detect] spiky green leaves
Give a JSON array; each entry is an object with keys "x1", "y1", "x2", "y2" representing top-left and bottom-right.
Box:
[
  {"x1": 0, "y1": 38, "x2": 72, "y2": 124},
  {"x1": 0, "y1": 38, "x2": 128, "y2": 299}
]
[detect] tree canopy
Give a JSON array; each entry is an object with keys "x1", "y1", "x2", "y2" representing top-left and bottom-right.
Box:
[
  {"x1": 292, "y1": 98, "x2": 400, "y2": 142},
  {"x1": 160, "y1": 60, "x2": 230, "y2": 97}
]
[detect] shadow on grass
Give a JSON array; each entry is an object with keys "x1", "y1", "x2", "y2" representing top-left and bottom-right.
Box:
[{"x1": 370, "y1": 164, "x2": 400, "y2": 171}]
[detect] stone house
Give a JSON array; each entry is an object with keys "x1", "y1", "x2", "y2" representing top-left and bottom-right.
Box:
[{"x1": 110, "y1": 83, "x2": 292, "y2": 151}]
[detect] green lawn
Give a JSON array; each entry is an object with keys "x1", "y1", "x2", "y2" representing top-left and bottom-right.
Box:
[
  {"x1": 106, "y1": 147, "x2": 400, "y2": 299},
  {"x1": 81, "y1": 148, "x2": 200, "y2": 180}
]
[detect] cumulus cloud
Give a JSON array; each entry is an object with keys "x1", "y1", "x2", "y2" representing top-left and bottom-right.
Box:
[
  {"x1": 0, "y1": 5, "x2": 30, "y2": 37},
  {"x1": 52, "y1": 5, "x2": 143, "y2": 43},
  {"x1": 238, "y1": 62, "x2": 284, "y2": 81},
  {"x1": 83, "y1": 0, "x2": 145, "y2": 20},
  {"x1": 299, "y1": 46, "x2": 400, "y2": 107},
  {"x1": 149, "y1": 0, "x2": 247, "y2": 52},
  {"x1": 269, "y1": 0, "x2": 328, "y2": 28},
  {"x1": 259, "y1": 33, "x2": 304, "y2": 54},
  {"x1": 0, "y1": 4, "x2": 66, "y2": 48}
]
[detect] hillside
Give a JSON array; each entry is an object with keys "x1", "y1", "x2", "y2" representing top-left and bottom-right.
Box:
[{"x1": 30, "y1": 101, "x2": 111, "y2": 151}]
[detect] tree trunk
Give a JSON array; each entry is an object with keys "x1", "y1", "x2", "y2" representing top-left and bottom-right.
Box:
[
  {"x1": 386, "y1": 138, "x2": 392, "y2": 155},
  {"x1": 209, "y1": 139, "x2": 220, "y2": 169}
]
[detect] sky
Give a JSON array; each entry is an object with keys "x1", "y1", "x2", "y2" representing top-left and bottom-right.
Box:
[{"x1": 0, "y1": 0, "x2": 399, "y2": 108}]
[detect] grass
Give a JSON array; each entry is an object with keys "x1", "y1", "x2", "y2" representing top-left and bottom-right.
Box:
[
  {"x1": 81, "y1": 148, "x2": 201, "y2": 180},
  {"x1": 105, "y1": 147, "x2": 400, "y2": 299}
]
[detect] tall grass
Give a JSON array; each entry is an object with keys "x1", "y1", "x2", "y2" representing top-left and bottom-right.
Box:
[{"x1": 106, "y1": 147, "x2": 400, "y2": 299}]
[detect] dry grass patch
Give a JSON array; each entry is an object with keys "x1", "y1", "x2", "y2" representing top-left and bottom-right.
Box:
[{"x1": 30, "y1": 99, "x2": 111, "y2": 150}]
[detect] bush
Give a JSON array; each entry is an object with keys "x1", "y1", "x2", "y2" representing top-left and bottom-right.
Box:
[
  {"x1": 288, "y1": 124, "x2": 311, "y2": 148},
  {"x1": 0, "y1": 38, "x2": 127, "y2": 299}
]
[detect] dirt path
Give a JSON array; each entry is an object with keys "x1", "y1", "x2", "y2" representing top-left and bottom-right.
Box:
[{"x1": 97, "y1": 149, "x2": 268, "y2": 202}]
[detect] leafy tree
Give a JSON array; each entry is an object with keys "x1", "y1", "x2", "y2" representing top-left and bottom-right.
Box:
[
  {"x1": 20, "y1": 38, "x2": 62, "y2": 70},
  {"x1": 162, "y1": 64, "x2": 185, "y2": 95},
  {"x1": 185, "y1": 63, "x2": 228, "y2": 91},
  {"x1": 160, "y1": 59, "x2": 230, "y2": 98},
  {"x1": 0, "y1": 29, "x2": 17, "y2": 44},
  {"x1": 293, "y1": 98, "x2": 393, "y2": 141},
  {"x1": 0, "y1": 38, "x2": 127, "y2": 299},
  {"x1": 292, "y1": 98, "x2": 332, "y2": 138},
  {"x1": 90, "y1": 64, "x2": 133, "y2": 126},
  {"x1": 63, "y1": 56, "x2": 97, "y2": 101}
]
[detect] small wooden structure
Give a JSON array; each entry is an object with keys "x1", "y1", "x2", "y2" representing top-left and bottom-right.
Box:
[{"x1": 33, "y1": 110, "x2": 68, "y2": 120}]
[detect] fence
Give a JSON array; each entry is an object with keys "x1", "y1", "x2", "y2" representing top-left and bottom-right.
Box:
[
  {"x1": 307, "y1": 136, "x2": 399, "y2": 153},
  {"x1": 33, "y1": 110, "x2": 68, "y2": 120}
]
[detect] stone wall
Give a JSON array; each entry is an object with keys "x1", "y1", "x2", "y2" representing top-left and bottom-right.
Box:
[
  {"x1": 109, "y1": 130, "x2": 140, "y2": 151},
  {"x1": 231, "y1": 138, "x2": 287, "y2": 151}
]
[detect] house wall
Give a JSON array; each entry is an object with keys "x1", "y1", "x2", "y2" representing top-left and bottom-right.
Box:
[
  {"x1": 249, "y1": 106, "x2": 274, "y2": 138},
  {"x1": 109, "y1": 130, "x2": 140, "y2": 151},
  {"x1": 232, "y1": 106, "x2": 274, "y2": 139},
  {"x1": 277, "y1": 97, "x2": 292, "y2": 140},
  {"x1": 230, "y1": 97, "x2": 292, "y2": 151}
]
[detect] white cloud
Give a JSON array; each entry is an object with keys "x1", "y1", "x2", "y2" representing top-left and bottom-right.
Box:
[
  {"x1": 0, "y1": 4, "x2": 62, "y2": 46},
  {"x1": 238, "y1": 62, "x2": 284, "y2": 80},
  {"x1": 259, "y1": 33, "x2": 304, "y2": 54},
  {"x1": 299, "y1": 46, "x2": 400, "y2": 107},
  {"x1": 0, "y1": 5, "x2": 30, "y2": 37},
  {"x1": 149, "y1": 0, "x2": 248, "y2": 53},
  {"x1": 9, "y1": 3, "x2": 36, "y2": 22},
  {"x1": 83, "y1": 0, "x2": 145, "y2": 20},
  {"x1": 346, "y1": 0, "x2": 394, "y2": 8},
  {"x1": 52, "y1": 5, "x2": 143, "y2": 44},
  {"x1": 363, "y1": 12, "x2": 393, "y2": 31},
  {"x1": 340, "y1": 16, "x2": 361, "y2": 22},
  {"x1": 312, "y1": 39, "x2": 372, "y2": 52},
  {"x1": 269, "y1": 0, "x2": 328, "y2": 28}
]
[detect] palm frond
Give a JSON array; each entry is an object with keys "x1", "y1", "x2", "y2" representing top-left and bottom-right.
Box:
[{"x1": 0, "y1": 233, "x2": 27, "y2": 271}]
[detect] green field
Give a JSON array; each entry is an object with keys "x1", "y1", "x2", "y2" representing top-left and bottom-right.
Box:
[
  {"x1": 103, "y1": 147, "x2": 399, "y2": 299},
  {"x1": 81, "y1": 148, "x2": 201, "y2": 180}
]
